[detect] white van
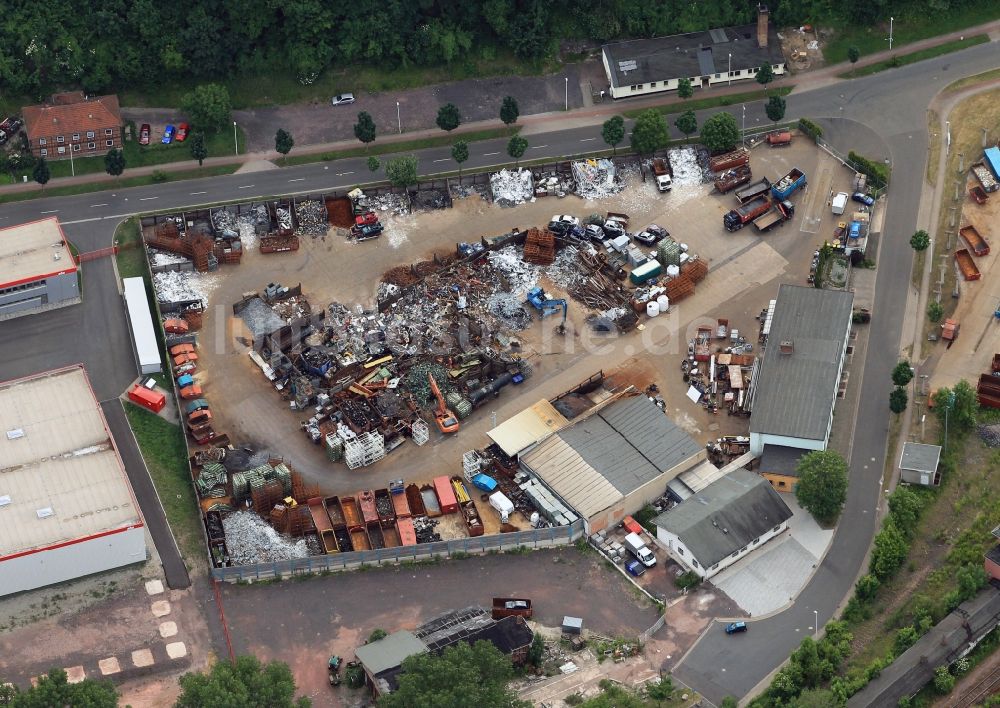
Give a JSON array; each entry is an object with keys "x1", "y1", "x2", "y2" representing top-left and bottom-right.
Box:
[
  {"x1": 624, "y1": 532, "x2": 656, "y2": 567},
  {"x1": 832, "y1": 192, "x2": 849, "y2": 215},
  {"x1": 489, "y1": 492, "x2": 514, "y2": 524}
]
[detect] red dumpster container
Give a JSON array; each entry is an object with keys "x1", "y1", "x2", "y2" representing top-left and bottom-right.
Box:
[
  {"x1": 433, "y1": 475, "x2": 459, "y2": 514},
  {"x1": 622, "y1": 516, "x2": 643, "y2": 536},
  {"x1": 128, "y1": 384, "x2": 165, "y2": 413},
  {"x1": 397, "y1": 517, "x2": 417, "y2": 546}
]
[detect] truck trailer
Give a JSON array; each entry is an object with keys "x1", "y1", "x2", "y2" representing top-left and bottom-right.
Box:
[
  {"x1": 753, "y1": 200, "x2": 795, "y2": 232},
  {"x1": 724, "y1": 196, "x2": 771, "y2": 231},
  {"x1": 652, "y1": 157, "x2": 673, "y2": 192}
]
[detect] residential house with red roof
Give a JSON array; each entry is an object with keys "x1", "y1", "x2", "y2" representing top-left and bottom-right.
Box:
[{"x1": 22, "y1": 91, "x2": 123, "y2": 161}]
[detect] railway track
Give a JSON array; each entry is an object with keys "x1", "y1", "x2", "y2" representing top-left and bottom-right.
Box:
[{"x1": 949, "y1": 659, "x2": 1000, "y2": 708}]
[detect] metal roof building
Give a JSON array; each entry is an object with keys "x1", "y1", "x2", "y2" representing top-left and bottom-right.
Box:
[
  {"x1": 749, "y1": 285, "x2": 854, "y2": 456},
  {"x1": 601, "y1": 7, "x2": 786, "y2": 99},
  {"x1": 0, "y1": 366, "x2": 146, "y2": 596},
  {"x1": 486, "y1": 399, "x2": 569, "y2": 457},
  {"x1": 653, "y1": 468, "x2": 792, "y2": 578},
  {"x1": 519, "y1": 394, "x2": 705, "y2": 532},
  {"x1": 898, "y1": 442, "x2": 942, "y2": 487},
  {"x1": 0, "y1": 217, "x2": 80, "y2": 320}
]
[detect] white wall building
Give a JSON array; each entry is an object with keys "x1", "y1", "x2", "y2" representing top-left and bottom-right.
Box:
[
  {"x1": 601, "y1": 6, "x2": 786, "y2": 100},
  {"x1": 0, "y1": 217, "x2": 80, "y2": 320},
  {"x1": 0, "y1": 366, "x2": 146, "y2": 596},
  {"x1": 653, "y1": 468, "x2": 792, "y2": 579},
  {"x1": 748, "y1": 285, "x2": 854, "y2": 456}
]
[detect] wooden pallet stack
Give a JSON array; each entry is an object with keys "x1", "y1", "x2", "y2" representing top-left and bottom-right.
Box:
[{"x1": 522, "y1": 227, "x2": 555, "y2": 265}]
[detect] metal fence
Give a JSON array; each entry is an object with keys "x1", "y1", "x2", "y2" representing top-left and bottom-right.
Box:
[
  {"x1": 638, "y1": 613, "x2": 667, "y2": 645},
  {"x1": 211, "y1": 519, "x2": 587, "y2": 582},
  {"x1": 815, "y1": 135, "x2": 889, "y2": 198}
]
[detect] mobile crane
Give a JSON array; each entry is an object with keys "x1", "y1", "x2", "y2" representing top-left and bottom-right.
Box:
[{"x1": 428, "y1": 373, "x2": 459, "y2": 434}]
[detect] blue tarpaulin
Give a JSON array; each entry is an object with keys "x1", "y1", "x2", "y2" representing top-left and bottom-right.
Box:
[
  {"x1": 472, "y1": 474, "x2": 498, "y2": 492},
  {"x1": 176, "y1": 374, "x2": 194, "y2": 387}
]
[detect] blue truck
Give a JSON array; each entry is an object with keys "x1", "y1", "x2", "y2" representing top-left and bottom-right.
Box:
[{"x1": 771, "y1": 168, "x2": 806, "y2": 200}]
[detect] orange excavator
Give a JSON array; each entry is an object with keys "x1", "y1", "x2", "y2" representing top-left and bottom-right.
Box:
[{"x1": 428, "y1": 373, "x2": 459, "y2": 434}]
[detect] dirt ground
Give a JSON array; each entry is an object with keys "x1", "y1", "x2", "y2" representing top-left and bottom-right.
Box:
[
  {"x1": 218, "y1": 547, "x2": 661, "y2": 706},
  {"x1": 779, "y1": 26, "x2": 827, "y2": 73},
  {"x1": 190, "y1": 139, "x2": 855, "y2": 519}
]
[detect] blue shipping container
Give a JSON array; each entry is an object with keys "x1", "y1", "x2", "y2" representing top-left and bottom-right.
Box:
[{"x1": 985, "y1": 146, "x2": 1000, "y2": 180}]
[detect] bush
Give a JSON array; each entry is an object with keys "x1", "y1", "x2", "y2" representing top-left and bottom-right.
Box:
[
  {"x1": 933, "y1": 665, "x2": 955, "y2": 694},
  {"x1": 855, "y1": 574, "x2": 880, "y2": 602},
  {"x1": 368, "y1": 628, "x2": 388, "y2": 643},
  {"x1": 848, "y1": 150, "x2": 890, "y2": 190},
  {"x1": 870, "y1": 519, "x2": 909, "y2": 581},
  {"x1": 927, "y1": 300, "x2": 944, "y2": 323},
  {"x1": 798, "y1": 118, "x2": 823, "y2": 141},
  {"x1": 151, "y1": 170, "x2": 169, "y2": 183},
  {"x1": 894, "y1": 626, "x2": 918, "y2": 656},
  {"x1": 674, "y1": 570, "x2": 702, "y2": 590}
]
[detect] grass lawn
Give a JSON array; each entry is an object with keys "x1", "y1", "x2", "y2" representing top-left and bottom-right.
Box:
[
  {"x1": 925, "y1": 109, "x2": 941, "y2": 187},
  {"x1": 123, "y1": 402, "x2": 203, "y2": 565},
  {"x1": 122, "y1": 48, "x2": 557, "y2": 109},
  {"x1": 823, "y1": 5, "x2": 1000, "y2": 64},
  {"x1": 945, "y1": 66, "x2": 1000, "y2": 93},
  {"x1": 115, "y1": 217, "x2": 148, "y2": 280},
  {"x1": 0, "y1": 164, "x2": 237, "y2": 205},
  {"x1": 836, "y1": 35, "x2": 989, "y2": 79},
  {"x1": 624, "y1": 87, "x2": 793, "y2": 119},
  {"x1": 283, "y1": 126, "x2": 517, "y2": 166}
]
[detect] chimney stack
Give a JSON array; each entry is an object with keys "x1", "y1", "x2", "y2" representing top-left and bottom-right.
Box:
[
  {"x1": 757, "y1": 4, "x2": 769, "y2": 48},
  {"x1": 779, "y1": 340, "x2": 794, "y2": 354}
]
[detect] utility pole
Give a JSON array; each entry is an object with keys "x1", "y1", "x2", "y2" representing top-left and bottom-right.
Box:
[
  {"x1": 889, "y1": 17, "x2": 894, "y2": 51},
  {"x1": 728, "y1": 53, "x2": 732, "y2": 86},
  {"x1": 396, "y1": 101, "x2": 401, "y2": 134}
]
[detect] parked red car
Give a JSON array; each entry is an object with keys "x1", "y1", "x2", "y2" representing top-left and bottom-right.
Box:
[
  {"x1": 176, "y1": 123, "x2": 189, "y2": 142},
  {"x1": 139, "y1": 124, "x2": 150, "y2": 145}
]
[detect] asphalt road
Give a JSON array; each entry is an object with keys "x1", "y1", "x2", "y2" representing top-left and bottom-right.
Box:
[{"x1": 0, "y1": 37, "x2": 996, "y2": 699}]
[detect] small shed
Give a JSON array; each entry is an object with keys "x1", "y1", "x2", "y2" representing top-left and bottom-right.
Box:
[
  {"x1": 128, "y1": 384, "x2": 166, "y2": 413},
  {"x1": 898, "y1": 442, "x2": 942, "y2": 487}
]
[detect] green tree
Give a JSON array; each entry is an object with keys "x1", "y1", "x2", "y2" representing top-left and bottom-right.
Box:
[
  {"x1": 500, "y1": 96, "x2": 520, "y2": 128},
  {"x1": 887, "y1": 486, "x2": 923, "y2": 537},
  {"x1": 927, "y1": 300, "x2": 943, "y2": 322},
  {"x1": 645, "y1": 676, "x2": 674, "y2": 700},
  {"x1": 674, "y1": 110, "x2": 698, "y2": 143},
  {"x1": 910, "y1": 230, "x2": 930, "y2": 251},
  {"x1": 870, "y1": 519, "x2": 909, "y2": 580},
  {"x1": 795, "y1": 450, "x2": 848, "y2": 525},
  {"x1": 700, "y1": 112, "x2": 741, "y2": 153},
  {"x1": 507, "y1": 134, "x2": 528, "y2": 167},
  {"x1": 181, "y1": 83, "x2": 232, "y2": 132},
  {"x1": 379, "y1": 641, "x2": 525, "y2": 708},
  {"x1": 176, "y1": 655, "x2": 310, "y2": 708},
  {"x1": 794, "y1": 688, "x2": 841, "y2": 707},
  {"x1": 677, "y1": 77, "x2": 694, "y2": 100},
  {"x1": 104, "y1": 148, "x2": 126, "y2": 179},
  {"x1": 932, "y1": 665, "x2": 955, "y2": 694},
  {"x1": 368, "y1": 628, "x2": 388, "y2": 643},
  {"x1": 894, "y1": 626, "x2": 919, "y2": 656},
  {"x1": 765, "y1": 95, "x2": 786, "y2": 124},
  {"x1": 847, "y1": 46, "x2": 861, "y2": 75},
  {"x1": 855, "y1": 573, "x2": 880, "y2": 601},
  {"x1": 601, "y1": 115, "x2": 625, "y2": 155},
  {"x1": 354, "y1": 112, "x2": 376, "y2": 150},
  {"x1": 367, "y1": 156, "x2": 380, "y2": 173},
  {"x1": 756, "y1": 63, "x2": 775, "y2": 92},
  {"x1": 451, "y1": 140, "x2": 469, "y2": 180},
  {"x1": 274, "y1": 129, "x2": 294, "y2": 163},
  {"x1": 889, "y1": 386, "x2": 908, "y2": 414},
  {"x1": 892, "y1": 361, "x2": 914, "y2": 387},
  {"x1": 189, "y1": 132, "x2": 208, "y2": 166},
  {"x1": 436, "y1": 103, "x2": 461, "y2": 133},
  {"x1": 32, "y1": 157, "x2": 50, "y2": 187},
  {"x1": 931, "y1": 380, "x2": 977, "y2": 433},
  {"x1": 385, "y1": 155, "x2": 418, "y2": 188},
  {"x1": 629, "y1": 109, "x2": 669, "y2": 156},
  {"x1": 3, "y1": 668, "x2": 118, "y2": 707},
  {"x1": 576, "y1": 680, "x2": 646, "y2": 708},
  {"x1": 527, "y1": 633, "x2": 545, "y2": 666}
]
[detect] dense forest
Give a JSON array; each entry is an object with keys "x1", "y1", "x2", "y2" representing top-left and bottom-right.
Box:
[{"x1": 0, "y1": 0, "x2": 966, "y2": 97}]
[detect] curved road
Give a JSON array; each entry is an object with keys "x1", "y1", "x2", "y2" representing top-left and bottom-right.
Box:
[{"x1": 0, "y1": 38, "x2": 996, "y2": 696}]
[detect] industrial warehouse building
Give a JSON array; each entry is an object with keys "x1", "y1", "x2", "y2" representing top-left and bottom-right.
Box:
[
  {"x1": 749, "y1": 285, "x2": 854, "y2": 457},
  {"x1": 0, "y1": 217, "x2": 80, "y2": 320},
  {"x1": 653, "y1": 468, "x2": 793, "y2": 579},
  {"x1": 519, "y1": 394, "x2": 705, "y2": 533},
  {"x1": 601, "y1": 6, "x2": 785, "y2": 100},
  {"x1": 0, "y1": 366, "x2": 146, "y2": 597}
]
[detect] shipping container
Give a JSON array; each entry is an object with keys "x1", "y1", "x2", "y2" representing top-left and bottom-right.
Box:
[
  {"x1": 128, "y1": 384, "x2": 165, "y2": 413},
  {"x1": 433, "y1": 475, "x2": 459, "y2": 514},
  {"x1": 123, "y1": 277, "x2": 161, "y2": 374}
]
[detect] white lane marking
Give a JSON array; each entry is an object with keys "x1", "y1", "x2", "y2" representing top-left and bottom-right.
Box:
[
  {"x1": 530, "y1": 145, "x2": 548, "y2": 149},
  {"x1": 484, "y1": 152, "x2": 500, "y2": 156},
  {"x1": 288, "y1": 178, "x2": 305, "y2": 182},
  {"x1": 190, "y1": 191, "x2": 207, "y2": 195},
  {"x1": 433, "y1": 158, "x2": 450, "y2": 162},
  {"x1": 90, "y1": 203, "x2": 109, "y2": 208},
  {"x1": 139, "y1": 196, "x2": 158, "y2": 201},
  {"x1": 336, "y1": 171, "x2": 354, "y2": 176},
  {"x1": 40, "y1": 209, "x2": 59, "y2": 214},
  {"x1": 238, "y1": 185, "x2": 254, "y2": 189},
  {"x1": 580, "y1": 137, "x2": 597, "y2": 142}
]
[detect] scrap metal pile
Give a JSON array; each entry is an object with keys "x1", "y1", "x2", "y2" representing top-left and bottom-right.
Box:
[
  {"x1": 572, "y1": 158, "x2": 623, "y2": 200},
  {"x1": 142, "y1": 211, "x2": 243, "y2": 273},
  {"x1": 490, "y1": 168, "x2": 534, "y2": 207},
  {"x1": 681, "y1": 320, "x2": 757, "y2": 417}
]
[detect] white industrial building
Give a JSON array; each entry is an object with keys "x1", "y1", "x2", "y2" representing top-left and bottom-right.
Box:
[
  {"x1": 122, "y1": 276, "x2": 162, "y2": 374},
  {"x1": 749, "y1": 285, "x2": 854, "y2": 456},
  {"x1": 518, "y1": 394, "x2": 705, "y2": 533},
  {"x1": 0, "y1": 217, "x2": 80, "y2": 320},
  {"x1": 0, "y1": 366, "x2": 146, "y2": 596}
]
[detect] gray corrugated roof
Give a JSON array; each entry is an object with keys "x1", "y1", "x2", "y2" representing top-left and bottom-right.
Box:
[
  {"x1": 559, "y1": 396, "x2": 703, "y2": 495},
  {"x1": 750, "y1": 285, "x2": 854, "y2": 441},
  {"x1": 602, "y1": 24, "x2": 785, "y2": 88},
  {"x1": 354, "y1": 630, "x2": 426, "y2": 675},
  {"x1": 848, "y1": 582, "x2": 1000, "y2": 708},
  {"x1": 759, "y1": 444, "x2": 804, "y2": 478},
  {"x1": 653, "y1": 469, "x2": 792, "y2": 567},
  {"x1": 899, "y1": 442, "x2": 941, "y2": 474}
]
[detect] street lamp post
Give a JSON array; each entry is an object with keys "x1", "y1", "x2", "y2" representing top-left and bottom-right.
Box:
[
  {"x1": 233, "y1": 121, "x2": 238, "y2": 156},
  {"x1": 69, "y1": 145, "x2": 75, "y2": 177},
  {"x1": 889, "y1": 17, "x2": 894, "y2": 51},
  {"x1": 565, "y1": 77, "x2": 569, "y2": 111},
  {"x1": 396, "y1": 101, "x2": 401, "y2": 134},
  {"x1": 742, "y1": 104, "x2": 746, "y2": 141},
  {"x1": 728, "y1": 53, "x2": 732, "y2": 86},
  {"x1": 813, "y1": 610, "x2": 819, "y2": 638}
]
